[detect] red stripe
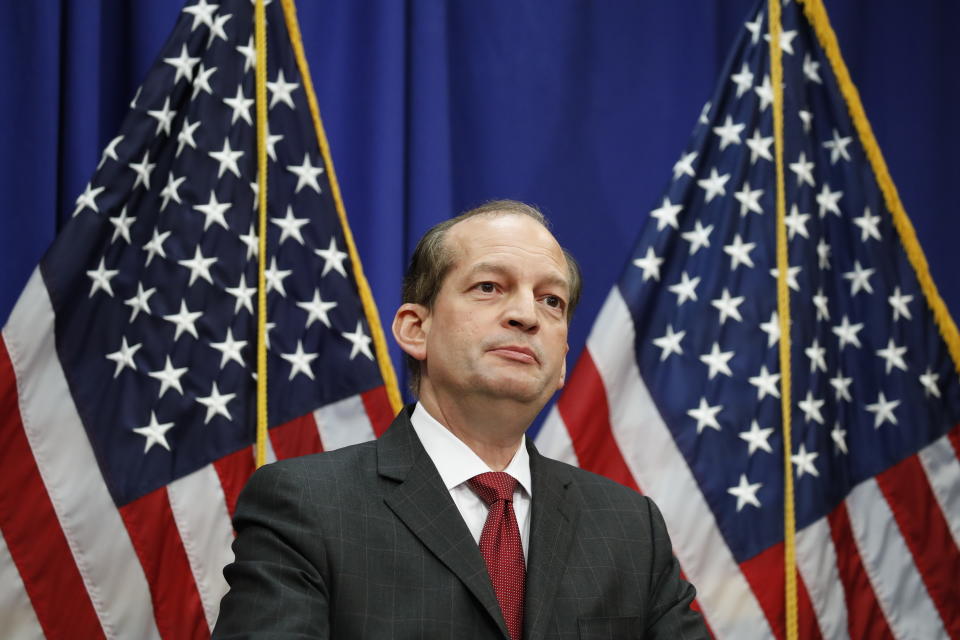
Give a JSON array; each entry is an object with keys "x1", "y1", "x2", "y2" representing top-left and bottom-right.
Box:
[
  {"x1": 826, "y1": 502, "x2": 894, "y2": 639},
  {"x1": 948, "y1": 423, "x2": 960, "y2": 458},
  {"x1": 556, "y1": 349, "x2": 639, "y2": 492},
  {"x1": 876, "y1": 453, "x2": 960, "y2": 637},
  {"x1": 213, "y1": 446, "x2": 256, "y2": 519},
  {"x1": 118, "y1": 487, "x2": 209, "y2": 640},
  {"x1": 739, "y1": 543, "x2": 823, "y2": 640},
  {"x1": 270, "y1": 412, "x2": 323, "y2": 460},
  {"x1": 0, "y1": 337, "x2": 105, "y2": 639},
  {"x1": 361, "y1": 385, "x2": 396, "y2": 437}
]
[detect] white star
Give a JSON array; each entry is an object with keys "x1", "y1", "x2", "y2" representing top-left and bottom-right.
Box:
[
  {"x1": 798, "y1": 111, "x2": 813, "y2": 135},
  {"x1": 681, "y1": 220, "x2": 713, "y2": 255},
  {"x1": 196, "y1": 382, "x2": 236, "y2": 424},
  {"x1": 86, "y1": 257, "x2": 119, "y2": 297},
  {"x1": 812, "y1": 287, "x2": 830, "y2": 321},
  {"x1": 238, "y1": 223, "x2": 259, "y2": 260},
  {"x1": 206, "y1": 12, "x2": 232, "y2": 46},
  {"x1": 843, "y1": 261, "x2": 875, "y2": 296},
  {"x1": 97, "y1": 135, "x2": 123, "y2": 169},
  {"x1": 265, "y1": 127, "x2": 283, "y2": 162},
  {"x1": 73, "y1": 182, "x2": 105, "y2": 216},
  {"x1": 668, "y1": 271, "x2": 700, "y2": 306},
  {"x1": 816, "y1": 183, "x2": 843, "y2": 218},
  {"x1": 649, "y1": 197, "x2": 682, "y2": 230},
  {"x1": 700, "y1": 342, "x2": 734, "y2": 379},
  {"x1": 724, "y1": 234, "x2": 756, "y2": 270},
  {"x1": 831, "y1": 423, "x2": 849, "y2": 454},
  {"x1": 314, "y1": 236, "x2": 349, "y2": 278},
  {"x1": 672, "y1": 151, "x2": 697, "y2": 180},
  {"x1": 652, "y1": 325, "x2": 685, "y2": 362},
  {"x1": 297, "y1": 289, "x2": 338, "y2": 329},
  {"x1": 744, "y1": 15, "x2": 762, "y2": 43},
  {"x1": 128, "y1": 150, "x2": 157, "y2": 190},
  {"x1": 728, "y1": 474, "x2": 762, "y2": 511},
  {"x1": 159, "y1": 172, "x2": 186, "y2": 212},
  {"x1": 178, "y1": 246, "x2": 217, "y2": 286},
  {"x1": 919, "y1": 368, "x2": 941, "y2": 398},
  {"x1": 697, "y1": 168, "x2": 730, "y2": 203},
  {"x1": 749, "y1": 365, "x2": 781, "y2": 401},
  {"x1": 698, "y1": 101, "x2": 711, "y2": 125},
  {"x1": 123, "y1": 283, "x2": 155, "y2": 322},
  {"x1": 865, "y1": 391, "x2": 900, "y2": 428},
  {"x1": 803, "y1": 53, "x2": 822, "y2": 83},
  {"x1": 163, "y1": 300, "x2": 202, "y2": 340},
  {"x1": 223, "y1": 85, "x2": 254, "y2": 125},
  {"x1": 713, "y1": 115, "x2": 745, "y2": 150},
  {"x1": 876, "y1": 338, "x2": 908, "y2": 374},
  {"x1": 798, "y1": 390, "x2": 826, "y2": 424},
  {"x1": 163, "y1": 44, "x2": 200, "y2": 84},
  {"x1": 129, "y1": 86, "x2": 141, "y2": 109},
  {"x1": 267, "y1": 69, "x2": 299, "y2": 109},
  {"x1": 286, "y1": 153, "x2": 325, "y2": 193},
  {"x1": 191, "y1": 191, "x2": 232, "y2": 231},
  {"x1": 764, "y1": 29, "x2": 797, "y2": 55},
  {"x1": 632, "y1": 247, "x2": 664, "y2": 282},
  {"x1": 711, "y1": 288, "x2": 745, "y2": 325},
  {"x1": 823, "y1": 129, "x2": 852, "y2": 164},
  {"x1": 146, "y1": 97, "x2": 177, "y2": 136},
  {"x1": 143, "y1": 228, "x2": 171, "y2": 266},
  {"x1": 830, "y1": 371, "x2": 853, "y2": 402},
  {"x1": 760, "y1": 310, "x2": 781, "y2": 348},
  {"x1": 784, "y1": 204, "x2": 811, "y2": 240},
  {"x1": 177, "y1": 117, "x2": 201, "y2": 156},
  {"x1": 271, "y1": 206, "x2": 310, "y2": 245},
  {"x1": 191, "y1": 63, "x2": 217, "y2": 100},
  {"x1": 210, "y1": 327, "x2": 247, "y2": 369},
  {"x1": 109, "y1": 206, "x2": 136, "y2": 244},
  {"x1": 853, "y1": 207, "x2": 882, "y2": 242},
  {"x1": 805, "y1": 339, "x2": 828, "y2": 374},
  {"x1": 132, "y1": 411, "x2": 175, "y2": 453},
  {"x1": 182, "y1": 0, "x2": 218, "y2": 30},
  {"x1": 734, "y1": 181, "x2": 764, "y2": 216},
  {"x1": 249, "y1": 179, "x2": 260, "y2": 210},
  {"x1": 792, "y1": 444, "x2": 820, "y2": 478},
  {"x1": 342, "y1": 320, "x2": 374, "y2": 361},
  {"x1": 105, "y1": 336, "x2": 141, "y2": 377},
  {"x1": 209, "y1": 138, "x2": 244, "y2": 178},
  {"x1": 816, "y1": 239, "x2": 831, "y2": 270},
  {"x1": 746, "y1": 129, "x2": 774, "y2": 163},
  {"x1": 281, "y1": 340, "x2": 319, "y2": 379},
  {"x1": 789, "y1": 151, "x2": 815, "y2": 188},
  {"x1": 687, "y1": 397, "x2": 722, "y2": 434},
  {"x1": 730, "y1": 63, "x2": 754, "y2": 97},
  {"x1": 265, "y1": 257, "x2": 293, "y2": 296},
  {"x1": 888, "y1": 286, "x2": 913, "y2": 322},
  {"x1": 769, "y1": 265, "x2": 802, "y2": 292},
  {"x1": 832, "y1": 315, "x2": 864, "y2": 350},
  {"x1": 148, "y1": 356, "x2": 189, "y2": 398},
  {"x1": 739, "y1": 420, "x2": 774, "y2": 455},
  {"x1": 755, "y1": 75, "x2": 773, "y2": 111},
  {"x1": 225, "y1": 273, "x2": 256, "y2": 314},
  {"x1": 236, "y1": 35, "x2": 256, "y2": 72}
]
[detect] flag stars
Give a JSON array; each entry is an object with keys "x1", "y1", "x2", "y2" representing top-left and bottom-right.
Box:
[
  {"x1": 109, "y1": 206, "x2": 136, "y2": 244},
  {"x1": 124, "y1": 283, "x2": 156, "y2": 322},
  {"x1": 208, "y1": 327, "x2": 247, "y2": 370},
  {"x1": 888, "y1": 287, "x2": 913, "y2": 322},
  {"x1": 830, "y1": 371, "x2": 853, "y2": 402},
  {"x1": 148, "y1": 356, "x2": 189, "y2": 398},
  {"x1": 177, "y1": 117, "x2": 201, "y2": 156},
  {"x1": 297, "y1": 289, "x2": 338, "y2": 329},
  {"x1": 159, "y1": 172, "x2": 186, "y2": 211},
  {"x1": 746, "y1": 129, "x2": 774, "y2": 163},
  {"x1": 831, "y1": 423, "x2": 849, "y2": 454},
  {"x1": 206, "y1": 12, "x2": 232, "y2": 46},
  {"x1": 798, "y1": 391, "x2": 826, "y2": 424},
  {"x1": 668, "y1": 271, "x2": 700, "y2": 306},
  {"x1": 225, "y1": 274, "x2": 256, "y2": 314},
  {"x1": 98, "y1": 135, "x2": 124, "y2": 169},
  {"x1": 853, "y1": 207, "x2": 882, "y2": 242},
  {"x1": 133, "y1": 412, "x2": 175, "y2": 454},
  {"x1": 267, "y1": 69, "x2": 300, "y2": 109},
  {"x1": 105, "y1": 337, "x2": 141, "y2": 377},
  {"x1": 823, "y1": 129, "x2": 853, "y2": 164},
  {"x1": 748, "y1": 365, "x2": 781, "y2": 401},
  {"x1": 803, "y1": 53, "x2": 823, "y2": 83},
  {"x1": 143, "y1": 228, "x2": 171, "y2": 266},
  {"x1": 730, "y1": 63, "x2": 754, "y2": 98},
  {"x1": 734, "y1": 181, "x2": 764, "y2": 216},
  {"x1": 744, "y1": 15, "x2": 762, "y2": 43},
  {"x1": 876, "y1": 338, "x2": 908, "y2": 374},
  {"x1": 816, "y1": 239, "x2": 831, "y2": 270},
  {"x1": 769, "y1": 265, "x2": 802, "y2": 292},
  {"x1": 271, "y1": 206, "x2": 310, "y2": 245},
  {"x1": 236, "y1": 36, "x2": 256, "y2": 72},
  {"x1": 632, "y1": 247, "x2": 664, "y2": 282},
  {"x1": 129, "y1": 150, "x2": 157, "y2": 190},
  {"x1": 866, "y1": 391, "x2": 900, "y2": 428},
  {"x1": 147, "y1": 98, "x2": 177, "y2": 136},
  {"x1": 728, "y1": 474, "x2": 762, "y2": 511},
  {"x1": 697, "y1": 168, "x2": 730, "y2": 203},
  {"x1": 650, "y1": 197, "x2": 682, "y2": 230},
  {"x1": 281, "y1": 340, "x2": 319, "y2": 379},
  {"x1": 286, "y1": 153, "x2": 325, "y2": 193},
  {"x1": 919, "y1": 368, "x2": 941, "y2": 398},
  {"x1": 755, "y1": 75, "x2": 774, "y2": 111},
  {"x1": 196, "y1": 382, "x2": 235, "y2": 424},
  {"x1": 760, "y1": 310, "x2": 781, "y2": 348},
  {"x1": 843, "y1": 261, "x2": 875, "y2": 296},
  {"x1": 265, "y1": 256, "x2": 293, "y2": 297},
  {"x1": 724, "y1": 234, "x2": 756, "y2": 270},
  {"x1": 238, "y1": 223, "x2": 259, "y2": 260},
  {"x1": 342, "y1": 320, "x2": 374, "y2": 361},
  {"x1": 73, "y1": 182, "x2": 106, "y2": 216},
  {"x1": 315, "y1": 237, "x2": 349, "y2": 278},
  {"x1": 798, "y1": 109, "x2": 813, "y2": 133},
  {"x1": 764, "y1": 29, "x2": 797, "y2": 55},
  {"x1": 687, "y1": 397, "x2": 722, "y2": 434},
  {"x1": 223, "y1": 85, "x2": 254, "y2": 125},
  {"x1": 86, "y1": 257, "x2": 119, "y2": 297},
  {"x1": 209, "y1": 138, "x2": 244, "y2": 178},
  {"x1": 832, "y1": 315, "x2": 864, "y2": 350},
  {"x1": 791, "y1": 444, "x2": 820, "y2": 478},
  {"x1": 163, "y1": 44, "x2": 200, "y2": 84},
  {"x1": 163, "y1": 300, "x2": 203, "y2": 340},
  {"x1": 182, "y1": 0, "x2": 218, "y2": 31},
  {"x1": 739, "y1": 421, "x2": 774, "y2": 455},
  {"x1": 789, "y1": 151, "x2": 815, "y2": 188},
  {"x1": 178, "y1": 246, "x2": 217, "y2": 286},
  {"x1": 681, "y1": 220, "x2": 713, "y2": 255},
  {"x1": 784, "y1": 204, "x2": 811, "y2": 240},
  {"x1": 699, "y1": 342, "x2": 734, "y2": 379},
  {"x1": 652, "y1": 325, "x2": 685, "y2": 362},
  {"x1": 672, "y1": 151, "x2": 697, "y2": 180},
  {"x1": 191, "y1": 63, "x2": 217, "y2": 100},
  {"x1": 812, "y1": 287, "x2": 830, "y2": 321},
  {"x1": 712, "y1": 115, "x2": 745, "y2": 150},
  {"x1": 711, "y1": 288, "x2": 744, "y2": 325},
  {"x1": 805, "y1": 338, "x2": 828, "y2": 373},
  {"x1": 816, "y1": 184, "x2": 843, "y2": 218}
]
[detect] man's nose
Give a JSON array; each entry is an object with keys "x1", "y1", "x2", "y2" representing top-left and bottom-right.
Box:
[{"x1": 503, "y1": 293, "x2": 539, "y2": 332}]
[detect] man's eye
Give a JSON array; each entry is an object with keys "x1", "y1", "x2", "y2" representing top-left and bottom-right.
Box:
[
  {"x1": 477, "y1": 282, "x2": 496, "y2": 293},
  {"x1": 544, "y1": 295, "x2": 563, "y2": 308}
]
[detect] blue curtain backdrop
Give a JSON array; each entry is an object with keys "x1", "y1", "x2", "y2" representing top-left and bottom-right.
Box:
[{"x1": 3, "y1": 1, "x2": 959, "y2": 431}]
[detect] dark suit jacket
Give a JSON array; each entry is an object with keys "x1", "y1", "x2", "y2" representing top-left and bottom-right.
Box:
[{"x1": 214, "y1": 407, "x2": 708, "y2": 639}]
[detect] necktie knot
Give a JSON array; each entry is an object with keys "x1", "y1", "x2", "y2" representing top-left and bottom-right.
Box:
[{"x1": 468, "y1": 471, "x2": 517, "y2": 505}]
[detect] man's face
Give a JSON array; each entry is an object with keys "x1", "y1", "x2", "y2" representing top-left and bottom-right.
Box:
[{"x1": 419, "y1": 214, "x2": 570, "y2": 408}]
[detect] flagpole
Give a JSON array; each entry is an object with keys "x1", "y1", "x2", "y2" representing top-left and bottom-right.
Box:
[{"x1": 254, "y1": 0, "x2": 270, "y2": 468}]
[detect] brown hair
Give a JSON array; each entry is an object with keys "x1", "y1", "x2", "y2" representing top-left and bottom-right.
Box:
[{"x1": 401, "y1": 199, "x2": 582, "y2": 394}]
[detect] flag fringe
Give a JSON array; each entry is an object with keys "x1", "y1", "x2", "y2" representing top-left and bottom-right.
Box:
[{"x1": 254, "y1": 0, "x2": 270, "y2": 468}]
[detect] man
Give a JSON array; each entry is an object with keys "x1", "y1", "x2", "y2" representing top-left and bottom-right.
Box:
[{"x1": 214, "y1": 200, "x2": 707, "y2": 639}]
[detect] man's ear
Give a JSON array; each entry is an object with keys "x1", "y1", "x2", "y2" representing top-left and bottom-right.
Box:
[
  {"x1": 557, "y1": 343, "x2": 568, "y2": 390},
  {"x1": 392, "y1": 303, "x2": 430, "y2": 362}
]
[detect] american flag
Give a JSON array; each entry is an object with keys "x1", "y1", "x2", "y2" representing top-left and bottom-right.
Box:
[
  {"x1": 0, "y1": 1, "x2": 399, "y2": 637},
  {"x1": 537, "y1": 1, "x2": 960, "y2": 638}
]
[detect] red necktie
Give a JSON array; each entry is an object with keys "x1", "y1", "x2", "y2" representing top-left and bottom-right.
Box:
[{"x1": 468, "y1": 472, "x2": 525, "y2": 640}]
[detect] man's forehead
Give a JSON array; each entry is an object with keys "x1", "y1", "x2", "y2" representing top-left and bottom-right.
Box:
[{"x1": 446, "y1": 213, "x2": 564, "y2": 259}]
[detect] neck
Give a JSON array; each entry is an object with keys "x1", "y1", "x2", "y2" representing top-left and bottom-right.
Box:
[{"x1": 417, "y1": 387, "x2": 535, "y2": 471}]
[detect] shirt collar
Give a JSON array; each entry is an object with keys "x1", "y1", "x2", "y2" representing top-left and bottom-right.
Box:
[{"x1": 410, "y1": 402, "x2": 532, "y2": 496}]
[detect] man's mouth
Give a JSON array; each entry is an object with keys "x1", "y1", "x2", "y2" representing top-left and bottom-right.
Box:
[{"x1": 488, "y1": 345, "x2": 538, "y2": 364}]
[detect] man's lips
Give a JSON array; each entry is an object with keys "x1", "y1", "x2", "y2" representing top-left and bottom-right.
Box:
[{"x1": 488, "y1": 345, "x2": 538, "y2": 364}]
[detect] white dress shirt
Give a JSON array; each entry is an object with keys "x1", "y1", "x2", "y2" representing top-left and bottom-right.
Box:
[{"x1": 410, "y1": 402, "x2": 532, "y2": 560}]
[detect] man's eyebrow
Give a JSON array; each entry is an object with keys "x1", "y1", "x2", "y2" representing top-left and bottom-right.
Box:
[{"x1": 466, "y1": 262, "x2": 570, "y2": 295}]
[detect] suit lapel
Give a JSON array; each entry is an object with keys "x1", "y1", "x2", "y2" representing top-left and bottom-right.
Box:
[
  {"x1": 378, "y1": 409, "x2": 510, "y2": 639},
  {"x1": 523, "y1": 444, "x2": 579, "y2": 640}
]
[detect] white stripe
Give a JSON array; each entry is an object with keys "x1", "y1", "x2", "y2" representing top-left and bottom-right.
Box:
[
  {"x1": 534, "y1": 405, "x2": 579, "y2": 466},
  {"x1": 918, "y1": 434, "x2": 960, "y2": 549},
  {"x1": 0, "y1": 529, "x2": 45, "y2": 640},
  {"x1": 168, "y1": 464, "x2": 235, "y2": 632},
  {"x1": 3, "y1": 270, "x2": 161, "y2": 640},
  {"x1": 313, "y1": 393, "x2": 376, "y2": 451},
  {"x1": 845, "y1": 478, "x2": 946, "y2": 639},
  {"x1": 587, "y1": 288, "x2": 772, "y2": 639},
  {"x1": 796, "y1": 518, "x2": 848, "y2": 640}
]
